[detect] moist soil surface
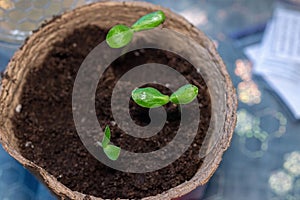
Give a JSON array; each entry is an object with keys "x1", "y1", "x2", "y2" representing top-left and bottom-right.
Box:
[{"x1": 12, "y1": 25, "x2": 211, "y2": 199}]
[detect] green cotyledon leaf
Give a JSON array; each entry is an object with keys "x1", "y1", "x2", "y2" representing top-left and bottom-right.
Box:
[
  {"x1": 131, "y1": 87, "x2": 169, "y2": 108},
  {"x1": 131, "y1": 10, "x2": 166, "y2": 32},
  {"x1": 101, "y1": 125, "x2": 111, "y2": 148},
  {"x1": 106, "y1": 24, "x2": 134, "y2": 48},
  {"x1": 103, "y1": 144, "x2": 121, "y2": 161},
  {"x1": 170, "y1": 84, "x2": 198, "y2": 104}
]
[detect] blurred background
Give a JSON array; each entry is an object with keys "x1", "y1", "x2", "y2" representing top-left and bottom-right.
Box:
[{"x1": 0, "y1": 0, "x2": 300, "y2": 199}]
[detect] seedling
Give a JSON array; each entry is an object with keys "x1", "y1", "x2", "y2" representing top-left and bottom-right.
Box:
[
  {"x1": 132, "y1": 84, "x2": 198, "y2": 108},
  {"x1": 97, "y1": 126, "x2": 120, "y2": 161},
  {"x1": 106, "y1": 10, "x2": 166, "y2": 48}
]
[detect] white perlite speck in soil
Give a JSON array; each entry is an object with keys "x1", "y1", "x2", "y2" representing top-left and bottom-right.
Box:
[{"x1": 15, "y1": 104, "x2": 22, "y2": 113}]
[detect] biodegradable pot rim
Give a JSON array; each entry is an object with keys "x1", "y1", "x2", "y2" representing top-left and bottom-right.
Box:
[{"x1": 0, "y1": 1, "x2": 237, "y2": 200}]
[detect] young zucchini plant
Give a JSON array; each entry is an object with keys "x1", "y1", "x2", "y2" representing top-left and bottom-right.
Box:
[
  {"x1": 106, "y1": 10, "x2": 166, "y2": 48},
  {"x1": 97, "y1": 126, "x2": 121, "y2": 161},
  {"x1": 132, "y1": 84, "x2": 199, "y2": 108}
]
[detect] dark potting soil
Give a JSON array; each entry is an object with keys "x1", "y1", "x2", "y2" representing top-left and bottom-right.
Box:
[{"x1": 12, "y1": 25, "x2": 211, "y2": 199}]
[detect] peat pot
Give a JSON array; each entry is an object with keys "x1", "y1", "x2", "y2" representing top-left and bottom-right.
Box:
[{"x1": 0, "y1": 1, "x2": 237, "y2": 200}]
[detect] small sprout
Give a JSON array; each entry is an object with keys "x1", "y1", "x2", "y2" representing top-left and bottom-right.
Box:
[
  {"x1": 106, "y1": 25, "x2": 133, "y2": 49},
  {"x1": 170, "y1": 84, "x2": 198, "y2": 104},
  {"x1": 131, "y1": 87, "x2": 169, "y2": 108},
  {"x1": 131, "y1": 84, "x2": 198, "y2": 108},
  {"x1": 131, "y1": 10, "x2": 166, "y2": 32},
  {"x1": 106, "y1": 10, "x2": 166, "y2": 48},
  {"x1": 98, "y1": 125, "x2": 121, "y2": 161}
]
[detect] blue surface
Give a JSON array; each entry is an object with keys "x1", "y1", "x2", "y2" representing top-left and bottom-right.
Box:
[{"x1": 0, "y1": 146, "x2": 55, "y2": 200}]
